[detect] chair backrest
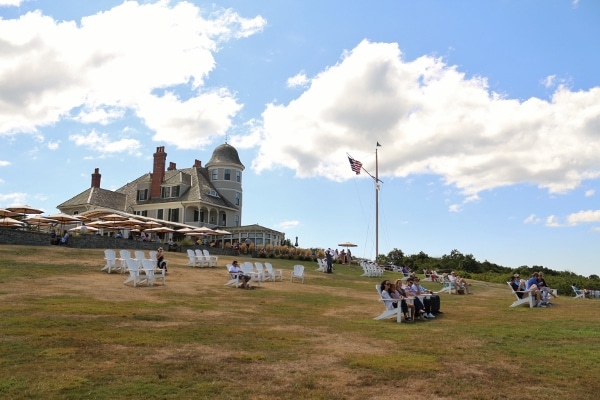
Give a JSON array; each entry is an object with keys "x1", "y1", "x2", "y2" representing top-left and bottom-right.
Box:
[
  {"x1": 195, "y1": 249, "x2": 204, "y2": 258},
  {"x1": 149, "y1": 251, "x2": 157, "y2": 262},
  {"x1": 255, "y1": 262, "x2": 264, "y2": 273},
  {"x1": 126, "y1": 258, "x2": 139, "y2": 271},
  {"x1": 120, "y1": 249, "x2": 132, "y2": 260},
  {"x1": 187, "y1": 249, "x2": 195, "y2": 257},
  {"x1": 202, "y1": 249, "x2": 211, "y2": 257},
  {"x1": 241, "y1": 262, "x2": 254, "y2": 274},
  {"x1": 293, "y1": 265, "x2": 304, "y2": 275},
  {"x1": 134, "y1": 250, "x2": 146, "y2": 261},
  {"x1": 105, "y1": 249, "x2": 116, "y2": 260}
]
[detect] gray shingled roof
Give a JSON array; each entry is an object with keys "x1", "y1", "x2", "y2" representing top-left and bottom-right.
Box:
[{"x1": 206, "y1": 143, "x2": 244, "y2": 168}]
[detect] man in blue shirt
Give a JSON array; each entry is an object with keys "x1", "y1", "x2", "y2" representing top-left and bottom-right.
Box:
[{"x1": 525, "y1": 272, "x2": 544, "y2": 307}]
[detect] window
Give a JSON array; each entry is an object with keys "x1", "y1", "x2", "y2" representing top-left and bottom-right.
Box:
[
  {"x1": 137, "y1": 189, "x2": 148, "y2": 201},
  {"x1": 193, "y1": 210, "x2": 199, "y2": 222},
  {"x1": 161, "y1": 186, "x2": 179, "y2": 199},
  {"x1": 134, "y1": 210, "x2": 147, "y2": 217},
  {"x1": 157, "y1": 209, "x2": 164, "y2": 220},
  {"x1": 168, "y1": 208, "x2": 179, "y2": 222},
  {"x1": 236, "y1": 170, "x2": 241, "y2": 183},
  {"x1": 235, "y1": 192, "x2": 240, "y2": 206},
  {"x1": 211, "y1": 169, "x2": 218, "y2": 180},
  {"x1": 222, "y1": 213, "x2": 226, "y2": 226},
  {"x1": 235, "y1": 215, "x2": 239, "y2": 227},
  {"x1": 199, "y1": 211, "x2": 204, "y2": 222},
  {"x1": 224, "y1": 169, "x2": 231, "y2": 180}
]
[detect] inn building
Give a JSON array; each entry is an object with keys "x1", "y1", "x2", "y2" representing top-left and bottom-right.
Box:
[{"x1": 57, "y1": 143, "x2": 285, "y2": 246}]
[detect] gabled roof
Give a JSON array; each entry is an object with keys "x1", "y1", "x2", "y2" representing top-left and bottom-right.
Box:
[{"x1": 57, "y1": 187, "x2": 127, "y2": 210}]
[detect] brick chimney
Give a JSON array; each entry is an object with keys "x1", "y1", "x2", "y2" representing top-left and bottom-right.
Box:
[
  {"x1": 151, "y1": 146, "x2": 167, "y2": 199},
  {"x1": 194, "y1": 159, "x2": 202, "y2": 168},
  {"x1": 91, "y1": 168, "x2": 101, "y2": 188},
  {"x1": 167, "y1": 162, "x2": 177, "y2": 171}
]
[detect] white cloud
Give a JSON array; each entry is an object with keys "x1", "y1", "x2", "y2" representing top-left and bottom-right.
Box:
[
  {"x1": 69, "y1": 130, "x2": 141, "y2": 154},
  {"x1": 585, "y1": 189, "x2": 595, "y2": 197},
  {"x1": 0, "y1": 0, "x2": 24, "y2": 7},
  {"x1": 276, "y1": 220, "x2": 300, "y2": 231},
  {"x1": 0, "y1": 192, "x2": 28, "y2": 205},
  {"x1": 546, "y1": 215, "x2": 561, "y2": 227},
  {"x1": 252, "y1": 39, "x2": 600, "y2": 200},
  {"x1": 567, "y1": 209, "x2": 600, "y2": 225},
  {"x1": 47, "y1": 141, "x2": 59, "y2": 150},
  {"x1": 524, "y1": 214, "x2": 541, "y2": 224},
  {"x1": 0, "y1": 2, "x2": 265, "y2": 148},
  {"x1": 287, "y1": 72, "x2": 309, "y2": 88},
  {"x1": 0, "y1": 160, "x2": 10, "y2": 166}
]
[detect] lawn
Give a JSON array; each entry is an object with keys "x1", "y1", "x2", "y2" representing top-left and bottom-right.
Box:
[{"x1": 1, "y1": 245, "x2": 599, "y2": 399}]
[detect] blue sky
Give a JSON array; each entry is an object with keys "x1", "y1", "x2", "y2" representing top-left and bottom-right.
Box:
[{"x1": 1, "y1": 0, "x2": 599, "y2": 277}]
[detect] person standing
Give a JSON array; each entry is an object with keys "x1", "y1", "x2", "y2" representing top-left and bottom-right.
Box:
[{"x1": 325, "y1": 248, "x2": 333, "y2": 273}]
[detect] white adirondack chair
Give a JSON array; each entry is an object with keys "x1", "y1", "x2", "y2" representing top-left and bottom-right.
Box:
[
  {"x1": 254, "y1": 262, "x2": 266, "y2": 282},
  {"x1": 202, "y1": 249, "x2": 218, "y2": 267},
  {"x1": 507, "y1": 282, "x2": 535, "y2": 308},
  {"x1": 194, "y1": 249, "x2": 207, "y2": 267},
  {"x1": 119, "y1": 249, "x2": 134, "y2": 272},
  {"x1": 316, "y1": 258, "x2": 326, "y2": 272},
  {"x1": 264, "y1": 262, "x2": 283, "y2": 282},
  {"x1": 572, "y1": 286, "x2": 586, "y2": 299},
  {"x1": 141, "y1": 259, "x2": 165, "y2": 286},
  {"x1": 186, "y1": 249, "x2": 199, "y2": 267},
  {"x1": 241, "y1": 262, "x2": 260, "y2": 287},
  {"x1": 102, "y1": 249, "x2": 119, "y2": 273},
  {"x1": 290, "y1": 265, "x2": 305, "y2": 284},
  {"x1": 225, "y1": 264, "x2": 250, "y2": 288},
  {"x1": 123, "y1": 258, "x2": 145, "y2": 287},
  {"x1": 374, "y1": 285, "x2": 403, "y2": 323},
  {"x1": 134, "y1": 250, "x2": 147, "y2": 268}
]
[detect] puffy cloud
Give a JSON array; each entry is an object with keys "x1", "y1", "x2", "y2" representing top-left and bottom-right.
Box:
[
  {"x1": 567, "y1": 210, "x2": 600, "y2": 225},
  {"x1": 252, "y1": 39, "x2": 600, "y2": 199},
  {"x1": 0, "y1": 1, "x2": 264, "y2": 148},
  {"x1": 69, "y1": 130, "x2": 141, "y2": 154}
]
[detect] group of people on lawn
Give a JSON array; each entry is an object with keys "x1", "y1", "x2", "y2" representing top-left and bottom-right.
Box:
[
  {"x1": 509, "y1": 271, "x2": 557, "y2": 307},
  {"x1": 379, "y1": 277, "x2": 442, "y2": 322}
]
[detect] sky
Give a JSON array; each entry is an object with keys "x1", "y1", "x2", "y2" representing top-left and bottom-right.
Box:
[{"x1": 1, "y1": 0, "x2": 599, "y2": 277}]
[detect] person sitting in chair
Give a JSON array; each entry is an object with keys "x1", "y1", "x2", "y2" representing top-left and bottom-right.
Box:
[
  {"x1": 58, "y1": 230, "x2": 69, "y2": 246},
  {"x1": 229, "y1": 261, "x2": 251, "y2": 289},
  {"x1": 156, "y1": 247, "x2": 167, "y2": 273}
]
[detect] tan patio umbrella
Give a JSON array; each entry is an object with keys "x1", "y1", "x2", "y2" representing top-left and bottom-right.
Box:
[
  {"x1": 6, "y1": 205, "x2": 44, "y2": 215},
  {"x1": 213, "y1": 229, "x2": 231, "y2": 247},
  {"x1": 195, "y1": 226, "x2": 218, "y2": 234},
  {"x1": 100, "y1": 213, "x2": 129, "y2": 223},
  {"x1": 69, "y1": 225, "x2": 99, "y2": 233},
  {"x1": 47, "y1": 213, "x2": 81, "y2": 232},
  {"x1": 145, "y1": 227, "x2": 175, "y2": 233},
  {"x1": 0, "y1": 217, "x2": 25, "y2": 226},
  {"x1": 0, "y1": 208, "x2": 20, "y2": 218},
  {"x1": 24, "y1": 215, "x2": 58, "y2": 231},
  {"x1": 176, "y1": 227, "x2": 196, "y2": 234},
  {"x1": 337, "y1": 242, "x2": 358, "y2": 264}
]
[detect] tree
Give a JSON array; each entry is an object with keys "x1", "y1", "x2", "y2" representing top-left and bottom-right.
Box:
[{"x1": 386, "y1": 248, "x2": 405, "y2": 267}]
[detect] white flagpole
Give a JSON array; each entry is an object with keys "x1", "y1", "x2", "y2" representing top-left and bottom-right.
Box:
[{"x1": 375, "y1": 144, "x2": 379, "y2": 264}]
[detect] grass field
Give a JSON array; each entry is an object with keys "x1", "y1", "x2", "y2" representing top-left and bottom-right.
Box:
[{"x1": 1, "y1": 245, "x2": 599, "y2": 400}]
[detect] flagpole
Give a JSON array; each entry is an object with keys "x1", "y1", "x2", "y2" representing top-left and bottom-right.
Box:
[{"x1": 375, "y1": 144, "x2": 379, "y2": 264}]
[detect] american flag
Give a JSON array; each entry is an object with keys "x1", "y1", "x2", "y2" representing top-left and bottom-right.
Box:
[{"x1": 348, "y1": 156, "x2": 362, "y2": 175}]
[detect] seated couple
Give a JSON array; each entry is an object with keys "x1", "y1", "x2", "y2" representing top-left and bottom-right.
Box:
[
  {"x1": 510, "y1": 272, "x2": 557, "y2": 307},
  {"x1": 380, "y1": 279, "x2": 441, "y2": 321}
]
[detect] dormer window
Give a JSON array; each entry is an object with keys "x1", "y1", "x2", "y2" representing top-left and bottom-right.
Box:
[
  {"x1": 137, "y1": 189, "x2": 148, "y2": 201},
  {"x1": 209, "y1": 190, "x2": 219, "y2": 197},
  {"x1": 161, "y1": 185, "x2": 180, "y2": 199}
]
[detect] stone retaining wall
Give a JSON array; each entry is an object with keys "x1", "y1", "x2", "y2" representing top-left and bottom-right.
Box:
[{"x1": 0, "y1": 227, "x2": 236, "y2": 257}]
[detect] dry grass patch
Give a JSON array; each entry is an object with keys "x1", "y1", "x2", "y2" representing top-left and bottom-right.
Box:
[{"x1": 1, "y1": 245, "x2": 600, "y2": 399}]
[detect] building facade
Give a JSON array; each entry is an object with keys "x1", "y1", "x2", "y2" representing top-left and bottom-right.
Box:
[{"x1": 57, "y1": 143, "x2": 285, "y2": 246}]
